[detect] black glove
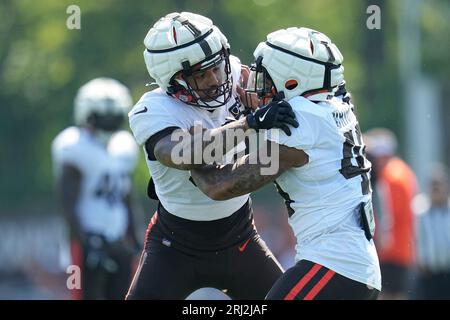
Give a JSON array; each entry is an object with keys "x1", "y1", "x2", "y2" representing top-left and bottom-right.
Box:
[{"x1": 246, "y1": 100, "x2": 299, "y2": 136}]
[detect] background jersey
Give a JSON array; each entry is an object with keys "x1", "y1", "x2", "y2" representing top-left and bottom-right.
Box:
[
  {"x1": 128, "y1": 56, "x2": 249, "y2": 221},
  {"x1": 52, "y1": 127, "x2": 138, "y2": 241},
  {"x1": 374, "y1": 157, "x2": 417, "y2": 266},
  {"x1": 266, "y1": 95, "x2": 381, "y2": 290}
]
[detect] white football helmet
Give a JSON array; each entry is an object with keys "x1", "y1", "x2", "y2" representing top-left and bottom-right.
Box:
[
  {"x1": 143, "y1": 12, "x2": 232, "y2": 109},
  {"x1": 74, "y1": 77, "x2": 133, "y2": 132},
  {"x1": 363, "y1": 128, "x2": 398, "y2": 157},
  {"x1": 246, "y1": 27, "x2": 345, "y2": 103}
]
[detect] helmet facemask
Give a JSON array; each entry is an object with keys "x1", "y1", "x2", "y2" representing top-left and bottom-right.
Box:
[
  {"x1": 87, "y1": 112, "x2": 125, "y2": 132},
  {"x1": 86, "y1": 112, "x2": 125, "y2": 145},
  {"x1": 247, "y1": 28, "x2": 345, "y2": 103},
  {"x1": 169, "y1": 49, "x2": 233, "y2": 110},
  {"x1": 244, "y1": 57, "x2": 278, "y2": 109}
]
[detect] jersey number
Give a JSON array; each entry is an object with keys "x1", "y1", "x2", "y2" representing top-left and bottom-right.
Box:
[
  {"x1": 94, "y1": 173, "x2": 128, "y2": 206},
  {"x1": 339, "y1": 125, "x2": 371, "y2": 195}
]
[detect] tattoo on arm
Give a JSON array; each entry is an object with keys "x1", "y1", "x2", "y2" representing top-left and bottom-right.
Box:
[
  {"x1": 191, "y1": 143, "x2": 308, "y2": 200},
  {"x1": 154, "y1": 117, "x2": 250, "y2": 171},
  {"x1": 207, "y1": 117, "x2": 249, "y2": 155},
  {"x1": 191, "y1": 155, "x2": 284, "y2": 200}
]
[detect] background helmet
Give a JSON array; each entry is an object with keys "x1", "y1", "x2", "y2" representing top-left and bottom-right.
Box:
[
  {"x1": 143, "y1": 12, "x2": 232, "y2": 109},
  {"x1": 74, "y1": 77, "x2": 132, "y2": 132},
  {"x1": 247, "y1": 27, "x2": 345, "y2": 102}
]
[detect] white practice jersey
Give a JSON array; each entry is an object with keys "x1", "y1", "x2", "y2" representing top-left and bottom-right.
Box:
[
  {"x1": 128, "y1": 56, "x2": 249, "y2": 221},
  {"x1": 52, "y1": 127, "x2": 138, "y2": 241},
  {"x1": 266, "y1": 96, "x2": 381, "y2": 290}
]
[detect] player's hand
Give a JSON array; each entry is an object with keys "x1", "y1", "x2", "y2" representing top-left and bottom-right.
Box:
[
  {"x1": 246, "y1": 99, "x2": 299, "y2": 136},
  {"x1": 240, "y1": 65, "x2": 250, "y2": 89},
  {"x1": 237, "y1": 65, "x2": 259, "y2": 112}
]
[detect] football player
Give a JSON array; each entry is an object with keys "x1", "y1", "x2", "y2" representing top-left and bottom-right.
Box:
[
  {"x1": 191, "y1": 27, "x2": 382, "y2": 300},
  {"x1": 126, "y1": 12, "x2": 298, "y2": 300},
  {"x1": 52, "y1": 78, "x2": 140, "y2": 299}
]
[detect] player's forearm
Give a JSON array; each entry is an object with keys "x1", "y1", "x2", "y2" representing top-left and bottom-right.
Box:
[
  {"x1": 154, "y1": 134, "x2": 205, "y2": 170},
  {"x1": 155, "y1": 98, "x2": 301, "y2": 170},
  {"x1": 187, "y1": 117, "x2": 251, "y2": 164},
  {"x1": 63, "y1": 209, "x2": 83, "y2": 237},
  {"x1": 60, "y1": 193, "x2": 83, "y2": 240},
  {"x1": 155, "y1": 118, "x2": 250, "y2": 170},
  {"x1": 207, "y1": 117, "x2": 249, "y2": 155},
  {"x1": 191, "y1": 155, "x2": 284, "y2": 201},
  {"x1": 124, "y1": 193, "x2": 140, "y2": 247},
  {"x1": 59, "y1": 165, "x2": 84, "y2": 239},
  {"x1": 191, "y1": 143, "x2": 308, "y2": 200}
]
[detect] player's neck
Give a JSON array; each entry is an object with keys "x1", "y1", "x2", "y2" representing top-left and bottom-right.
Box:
[{"x1": 84, "y1": 127, "x2": 111, "y2": 147}]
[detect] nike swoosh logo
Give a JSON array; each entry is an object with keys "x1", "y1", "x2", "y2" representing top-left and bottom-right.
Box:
[
  {"x1": 133, "y1": 106, "x2": 148, "y2": 115},
  {"x1": 238, "y1": 238, "x2": 251, "y2": 252},
  {"x1": 258, "y1": 107, "x2": 272, "y2": 122}
]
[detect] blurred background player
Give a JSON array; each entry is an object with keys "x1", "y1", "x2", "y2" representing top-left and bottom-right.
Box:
[
  {"x1": 192, "y1": 27, "x2": 382, "y2": 299},
  {"x1": 364, "y1": 128, "x2": 418, "y2": 299},
  {"x1": 51, "y1": 78, "x2": 141, "y2": 300},
  {"x1": 413, "y1": 164, "x2": 450, "y2": 299},
  {"x1": 126, "y1": 12, "x2": 298, "y2": 300}
]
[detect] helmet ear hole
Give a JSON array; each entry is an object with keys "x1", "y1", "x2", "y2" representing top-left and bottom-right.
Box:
[{"x1": 285, "y1": 79, "x2": 298, "y2": 90}]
